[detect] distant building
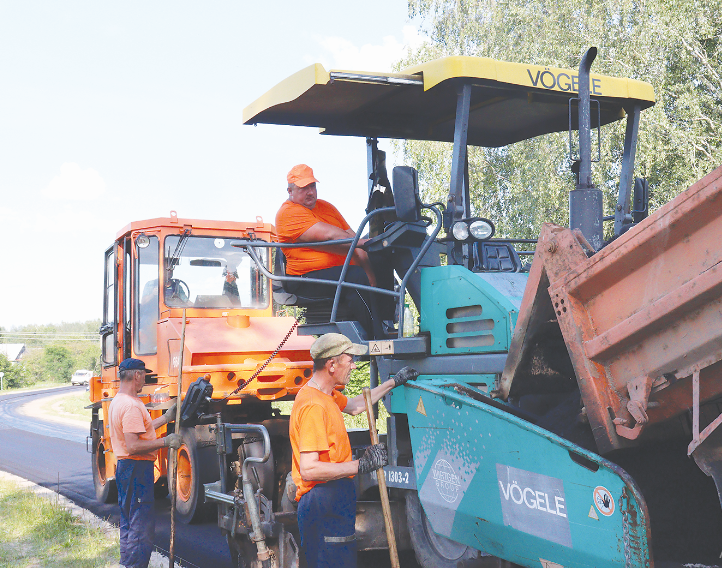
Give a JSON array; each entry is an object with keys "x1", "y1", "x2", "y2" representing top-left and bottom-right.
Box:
[{"x1": 0, "y1": 343, "x2": 26, "y2": 363}]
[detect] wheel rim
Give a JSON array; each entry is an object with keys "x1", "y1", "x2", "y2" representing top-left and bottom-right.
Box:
[
  {"x1": 177, "y1": 445, "x2": 193, "y2": 502},
  {"x1": 421, "y1": 506, "x2": 468, "y2": 561},
  {"x1": 95, "y1": 440, "x2": 107, "y2": 485}
]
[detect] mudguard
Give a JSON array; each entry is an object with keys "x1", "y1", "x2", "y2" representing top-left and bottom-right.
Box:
[{"x1": 402, "y1": 380, "x2": 652, "y2": 568}]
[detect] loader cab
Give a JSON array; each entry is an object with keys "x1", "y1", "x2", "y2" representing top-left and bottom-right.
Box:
[{"x1": 100, "y1": 214, "x2": 273, "y2": 374}]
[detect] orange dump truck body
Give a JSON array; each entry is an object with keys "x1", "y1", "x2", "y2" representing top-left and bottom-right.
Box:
[{"x1": 501, "y1": 166, "x2": 722, "y2": 459}]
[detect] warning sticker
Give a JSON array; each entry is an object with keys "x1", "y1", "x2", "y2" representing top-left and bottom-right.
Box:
[
  {"x1": 416, "y1": 397, "x2": 427, "y2": 416},
  {"x1": 593, "y1": 486, "x2": 614, "y2": 516},
  {"x1": 368, "y1": 340, "x2": 394, "y2": 355}
]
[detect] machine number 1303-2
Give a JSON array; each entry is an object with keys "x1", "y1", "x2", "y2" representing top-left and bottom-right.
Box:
[{"x1": 372, "y1": 466, "x2": 416, "y2": 489}]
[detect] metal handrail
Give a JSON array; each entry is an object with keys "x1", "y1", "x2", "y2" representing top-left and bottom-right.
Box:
[
  {"x1": 330, "y1": 206, "x2": 396, "y2": 322},
  {"x1": 235, "y1": 202, "x2": 443, "y2": 338},
  {"x1": 243, "y1": 245, "x2": 397, "y2": 298},
  {"x1": 395, "y1": 205, "x2": 442, "y2": 338}
]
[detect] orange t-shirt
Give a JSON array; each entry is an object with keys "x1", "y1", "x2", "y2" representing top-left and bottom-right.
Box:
[
  {"x1": 108, "y1": 392, "x2": 157, "y2": 461},
  {"x1": 289, "y1": 385, "x2": 350, "y2": 500},
  {"x1": 275, "y1": 199, "x2": 355, "y2": 275}
]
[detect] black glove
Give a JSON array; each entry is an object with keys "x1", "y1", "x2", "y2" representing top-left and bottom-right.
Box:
[
  {"x1": 358, "y1": 443, "x2": 388, "y2": 474},
  {"x1": 393, "y1": 366, "x2": 419, "y2": 387}
]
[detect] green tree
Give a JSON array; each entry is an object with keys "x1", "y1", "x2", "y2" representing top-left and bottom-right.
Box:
[
  {"x1": 399, "y1": 0, "x2": 722, "y2": 238},
  {"x1": 0, "y1": 354, "x2": 29, "y2": 389},
  {"x1": 41, "y1": 345, "x2": 75, "y2": 383}
]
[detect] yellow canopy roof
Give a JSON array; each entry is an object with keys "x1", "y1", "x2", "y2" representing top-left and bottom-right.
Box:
[{"x1": 243, "y1": 56, "x2": 655, "y2": 147}]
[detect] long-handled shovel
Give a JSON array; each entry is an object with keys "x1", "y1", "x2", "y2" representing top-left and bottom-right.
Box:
[
  {"x1": 169, "y1": 309, "x2": 187, "y2": 568},
  {"x1": 362, "y1": 387, "x2": 400, "y2": 568}
]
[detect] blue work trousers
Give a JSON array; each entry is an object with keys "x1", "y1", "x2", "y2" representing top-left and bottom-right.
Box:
[
  {"x1": 116, "y1": 459, "x2": 155, "y2": 568},
  {"x1": 297, "y1": 478, "x2": 357, "y2": 568}
]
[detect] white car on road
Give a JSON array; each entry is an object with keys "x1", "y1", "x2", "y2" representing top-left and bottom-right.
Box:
[{"x1": 70, "y1": 370, "x2": 93, "y2": 386}]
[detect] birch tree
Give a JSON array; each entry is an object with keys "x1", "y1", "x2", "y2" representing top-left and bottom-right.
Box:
[{"x1": 398, "y1": 0, "x2": 722, "y2": 238}]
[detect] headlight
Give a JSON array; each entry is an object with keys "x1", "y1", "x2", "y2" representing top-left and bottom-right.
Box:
[
  {"x1": 469, "y1": 220, "x2": 493, "y2": 240},
  {"x1": 452, "y1": 222, "x2": 470, "y2": 241},
  {"x1": 450, "y1": 218, "x2": 495, "y2": 241}
]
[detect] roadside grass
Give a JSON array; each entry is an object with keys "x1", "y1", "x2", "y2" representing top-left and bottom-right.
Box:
[
  {"x1": 30, "y1": 391, "x2": 92, "y2": 424},
  {"x1": 0, "y1": 478, "x2": 119, "y2": 568},
  {"x1": 57, "y1": 391, "x2": 93, "y2": 421}
]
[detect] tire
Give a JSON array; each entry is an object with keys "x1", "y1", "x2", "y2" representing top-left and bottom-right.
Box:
[
  {"x1": 91, "y1": 422, "x2": 117, "y2": 504},
  {"x1": 173, "y1": 426, "x2": 219, "y2": 524},
  {"x1": 406, "y1": 491, "x2": 487, "y2": 568}
]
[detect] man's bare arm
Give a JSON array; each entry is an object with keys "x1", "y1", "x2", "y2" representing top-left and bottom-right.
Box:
[
  {"x1": 124, "y1": 431, "x2": 167, "y2": 455},
  {"x1": 343, "y1": 379, "x2": 395, "y2": 416},
  {"x1": 299, "y1": 450, "x2": 359, "y2": 481},
  {"x1": 298, "y1": 222, "x2": 377, "y2": 286}
]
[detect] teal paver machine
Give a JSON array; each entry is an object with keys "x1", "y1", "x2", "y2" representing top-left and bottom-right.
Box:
[{"x1": 236, "y1": 48, "x2": 719, "y2": 567}]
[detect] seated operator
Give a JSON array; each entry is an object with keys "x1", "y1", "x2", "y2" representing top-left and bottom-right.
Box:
[
  {"x1": 222, "y1": 266, "x2": 241, "y2": 306},
  {"x1": 275, "y1": 164, "x2": 384, "y2": 339}
]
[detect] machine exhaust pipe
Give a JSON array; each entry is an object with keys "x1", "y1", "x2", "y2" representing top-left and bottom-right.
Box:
[{"x1": 569, "y1": 47, "x2": 604, "y2": 251}]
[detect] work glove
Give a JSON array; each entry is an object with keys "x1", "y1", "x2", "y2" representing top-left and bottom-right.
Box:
[
  {"x1": 164, "y1": 401, "x2": 177, "y2": 423},
  {"x1": 393, "y1": 366, "x2": 419, "y2": 388},
  {"x1": 164, "y1": 433, "x2": 183, "y2": 450},
  {"x1": 358, "y1": 443, "x2": 388, "y2": 474}
]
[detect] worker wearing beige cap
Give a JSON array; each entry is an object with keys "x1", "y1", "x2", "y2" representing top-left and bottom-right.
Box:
[
  {"x1": 275, "y1": 164, "x2": 384, "y2": 339},
  {"x1": 289, "y1": 333, "x2": 418, "y2": 568}
]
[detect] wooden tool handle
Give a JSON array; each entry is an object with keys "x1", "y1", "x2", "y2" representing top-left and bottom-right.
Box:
[{"x1": 362, "y1": 388, "x2": 400, "y2": 568}]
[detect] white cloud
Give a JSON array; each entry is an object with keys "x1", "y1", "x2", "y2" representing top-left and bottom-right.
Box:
[
  {"x1": 312, "y1": 25, "x2": 429, "y2": 72},
  {"x1": 42, "y1": 162, "x2": 106, "y2": 200}
]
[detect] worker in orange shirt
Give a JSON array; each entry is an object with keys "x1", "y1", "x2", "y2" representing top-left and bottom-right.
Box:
[
  {"x1": 289, "y1": 333, "x2": 418, "y2": 568},
  {"x1": 275, "y1": 164, "x2": 384, "y2": 339},
  {"x1": 108, "y1": 358, "x2": 181, "y2": 568}
]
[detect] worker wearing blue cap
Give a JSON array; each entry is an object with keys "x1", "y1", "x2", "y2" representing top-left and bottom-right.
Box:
[{"x1": 108, "y1": 358, "x2": 180, "y2": 568}]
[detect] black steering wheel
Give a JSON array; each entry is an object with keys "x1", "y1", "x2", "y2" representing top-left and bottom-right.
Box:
[{"x1": 166, "y1": 279, "x2": 190, "y2": 303}]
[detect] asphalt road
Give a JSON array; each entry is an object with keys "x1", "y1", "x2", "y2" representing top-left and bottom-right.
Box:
[
  {"x1": 0, "y1": 386, "x2": 412, "y2": 568},
  {"x1": 0, "y1": 385, "x2": 233, "y2": 568},
  {"x1": 2, "y1": 386, "x2": 714, "y2": 568}
]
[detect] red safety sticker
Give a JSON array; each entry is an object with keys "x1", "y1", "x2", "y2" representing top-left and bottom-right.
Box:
[{"x1": 593, "y1": 486, "x2": 614, "y2": 516}]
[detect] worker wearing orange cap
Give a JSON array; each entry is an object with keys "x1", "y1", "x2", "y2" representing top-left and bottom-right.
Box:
[{"x1": 275, "y1": 164, "x2": 383, "y2": 339}]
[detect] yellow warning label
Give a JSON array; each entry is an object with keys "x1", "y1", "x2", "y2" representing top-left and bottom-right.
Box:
[
  {"x1": 588, "y1": 505, "x2": 599, "y2": 520},
  {"x1": 416, "y1": 397, "x2": 426, "y2": 416}
]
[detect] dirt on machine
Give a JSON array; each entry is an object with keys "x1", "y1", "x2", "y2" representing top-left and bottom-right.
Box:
[{"x1": 91, "y1": 47, "x2": 722, "y2": 568}]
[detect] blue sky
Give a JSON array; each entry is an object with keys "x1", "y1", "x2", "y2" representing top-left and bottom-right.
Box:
[{"x1": 0, "y1": 1, "x2": 427, "y2": 327}]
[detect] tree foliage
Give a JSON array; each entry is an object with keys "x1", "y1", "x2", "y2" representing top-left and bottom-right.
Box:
[
  {"x1": 40, "y1": 346, "x2": 75, "y2": 383},
  {"x1": 0, "y1": 354, "x2": 29, "y2": 389},
  {"x1": 0, "y1": 320, "x2": 102, "y2": 389},
  {"x1": 398, "y1": 0, "x2": 722, "y2": 238}
]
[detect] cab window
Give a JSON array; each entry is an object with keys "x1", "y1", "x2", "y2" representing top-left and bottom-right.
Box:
[
  {"x1": 134, "y1": 236, "x2": 159, "y2": 355},
  {"x1": 163, "y1": 236, "x2": 269, "y2": 309}
]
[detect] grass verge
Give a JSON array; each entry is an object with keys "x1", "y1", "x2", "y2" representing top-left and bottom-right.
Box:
[
  {"x1": 57, "y1": 391, "x2": 92, "y2": 421},
  {"x1": 0, "y1": 477, "x2": 119, "y2": 568}
]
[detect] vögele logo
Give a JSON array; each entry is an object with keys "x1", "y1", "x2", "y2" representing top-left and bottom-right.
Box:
[{"x1": 432, "y1": 459, "x2": 460, "y2": 503}]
